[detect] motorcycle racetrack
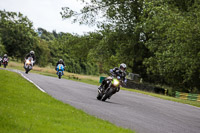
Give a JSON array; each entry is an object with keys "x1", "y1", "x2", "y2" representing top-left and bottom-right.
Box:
[{"x1": 9, "y1": 70, "x2": 200, "y2": 133}]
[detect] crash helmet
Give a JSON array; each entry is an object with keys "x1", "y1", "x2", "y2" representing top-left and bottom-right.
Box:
[
  {"x1": 30, "y1": 51, "x2": 35, "y2": 55},
  {"x1": 4, "y1": 54, "x2": 7, "y2": 57},
  {"x1": 120, "y1": 63, "x2": 126, "y2": 72},
  {"x1": 59, "y1": 59, "x2": 63, "y2": 63}
]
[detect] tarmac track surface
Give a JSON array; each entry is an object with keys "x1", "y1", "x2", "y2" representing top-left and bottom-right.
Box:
[{"x1": 8, "y1": 69, "x2": 200, "y2": 133}]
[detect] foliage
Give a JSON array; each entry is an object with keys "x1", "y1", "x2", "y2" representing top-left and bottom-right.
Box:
[
  {"x1": 0, "y1": 10, "x2": 37, "y2": 60},
  {"x1": 0, "y1": 10, "x2": 50, "y2": 66},
  {"x1": 142, "y1": 0, "x2": 200, "y2": 92},
  {"x1": 0, "y1": 36, "x2": 6, "y2": 55},
  {"x1": 61, "y1": 0, "x2": 200, "y2": 92},
  {"x1": 33, "y1": 39, "x2": 50, "y2": 67},
  {"x1": 61, "y1": 0, "x2": 150, "y2": 76}
]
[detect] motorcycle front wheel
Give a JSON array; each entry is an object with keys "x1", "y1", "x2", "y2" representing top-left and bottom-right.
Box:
[
  {"x1": 102, "y1": 88, "x2": 113, "y2": 101},
  {"x1": 97, "y1": 91, "x2": 103, "y2": 100},
  {"x1": 58, "y1": 72, "x2": 61, "y2": 79},
  {"x1": 25, "y1": 69, "x2": 29, "y2": 74}
]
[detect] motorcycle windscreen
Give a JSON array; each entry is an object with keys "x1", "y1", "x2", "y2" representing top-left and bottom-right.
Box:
[{"x1": 57, "y1": 64, "x2": 64, "y2": 71}]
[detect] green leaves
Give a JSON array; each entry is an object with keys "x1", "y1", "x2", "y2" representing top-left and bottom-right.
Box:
[
  {"x1": 0, "y1": 10, "x2": 37, "y2": 60},
  {"x1": 143, "y1": 0, "x2": 200, "y2": 91},
  {"x1": 0, "y1": 37, "x2": 6, "y2": 55},
  {"x1": 61, "y1": 7, "x2": 78, "y2": 19}
]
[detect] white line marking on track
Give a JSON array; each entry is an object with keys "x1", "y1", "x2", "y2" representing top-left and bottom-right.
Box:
[{"x1": 15, "y1": 70, "x2": 46, "y2": 93}]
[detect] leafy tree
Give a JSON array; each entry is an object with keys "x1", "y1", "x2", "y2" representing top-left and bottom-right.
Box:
[
  {"x1": 61, "y1": 0, "x2": 150, "y2": 76},
  {"x1": 0, "y1": 10, "x2": 37, "y2": 60},
  {"x1": 37, "y1": 28, "x2": 55, "y2": 41},
  {"x1": 61, "y1": 0, "x2": 200, "y2": 92},
  {"x1": 0, "y1": 36, "x2": 6, "y2": 56},
  {"x1": 33, "y1": 39, "x2": 50, "y2": 67},
  {"x1": 142, "y1": 0, "x2": 200, "y2": 92}
]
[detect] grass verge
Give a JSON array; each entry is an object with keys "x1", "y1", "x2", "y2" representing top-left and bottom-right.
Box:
[
  {"x1": 7, "y1": 61, "x2": 100, "y2": 86},
  {"x1": 122, "y1": 88, "x2": 200, "y2": 107},
  {"x1": 0, "y1": 69, "x2": 133, "y2": 133},
  {"x1": 6, "y1": 61, "x2": 200, "y2": 108}
]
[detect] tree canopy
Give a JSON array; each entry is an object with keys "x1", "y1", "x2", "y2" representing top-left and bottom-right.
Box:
[{"x1": 61, "y1": 0, "x2": 200, "y2": 92}]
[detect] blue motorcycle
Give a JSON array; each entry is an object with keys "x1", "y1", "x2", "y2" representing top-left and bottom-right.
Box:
[{"x1": 56, "y1": 64, "x2": 64, "y2": 79}]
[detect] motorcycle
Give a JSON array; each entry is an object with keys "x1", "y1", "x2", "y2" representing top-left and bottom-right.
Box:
[
  {"x1": 2, "y1": 58, "x2": 8, "y2": 68},
  {"x1": 24, "y1": 57, "x2": 34, "y2": 74},
  {"x1": 97, "y1": 76, "x2": 122, "y2": 101},
  {"x1": 56, "y1": 64, "x2": 64, "y2": 79}
]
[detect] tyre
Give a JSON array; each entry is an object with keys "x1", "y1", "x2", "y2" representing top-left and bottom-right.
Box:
[
  {"x1": 59, "y1": 72, "x2": 61, "y2": 79},
  {"x1": 4, "y1": 64, "x2": 6, "y2": 68},
  {"x1": 25, "y1": 69, "x2": 29, "y2": 74},
  {"x1": 97, "y1": 92, "x2": 103, "y2": 100},
  {"x1": 102, "y1": 88, "x2": 113, "y2": 101}
]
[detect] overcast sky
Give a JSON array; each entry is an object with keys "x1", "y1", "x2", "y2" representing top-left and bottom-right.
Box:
[{"x1": 0, "y1": 0, "x2": 97, "y2": 35}]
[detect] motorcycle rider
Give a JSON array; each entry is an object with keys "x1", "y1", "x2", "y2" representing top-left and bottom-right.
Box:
[
  {"x1": 2, "y1": 54, "x2": 9, "y2": 62},
  {"x1": 25, "y1": 51, "x2": 36, "y2": 66},
  {"x1": 98, "y1": 63, "x2": 127, "y2": 93},
  {"x1": 55, "y1": 59, "x2": 66, "y2": 74},
  {"x1": 2, "y1": 54, "x2": 9, "y2": 67}
]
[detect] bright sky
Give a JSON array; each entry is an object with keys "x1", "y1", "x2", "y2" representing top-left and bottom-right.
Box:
[{"x1": 0, "y1": 0, "x2": 97, "y2": 35}]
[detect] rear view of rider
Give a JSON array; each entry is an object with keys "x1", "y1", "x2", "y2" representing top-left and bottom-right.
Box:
[
  {"x1": 98, "y1": 63, "x2": 127, "y2": 92},
  {"x1": 25, "y1": 51, "x2": 36, "y2": 65}
]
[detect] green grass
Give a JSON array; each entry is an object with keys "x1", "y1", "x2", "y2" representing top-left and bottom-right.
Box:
[
  {"x1": 6, "y1": 61, "x2": 200, "y2": 108},
  {"x1": 0, "y1": 69, "x2": 134, "y2": 133}
]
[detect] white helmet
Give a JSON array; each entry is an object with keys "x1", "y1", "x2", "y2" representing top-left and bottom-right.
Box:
[
  {"x1": 120, "y1": 63, "x2": 126, "y2": 71},
  {"x1": 30, "y1": 51, "x2": 35, "y2": 55}
]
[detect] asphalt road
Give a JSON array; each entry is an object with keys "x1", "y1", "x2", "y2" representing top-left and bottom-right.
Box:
[{"x1": 13, "y1": 70, "x2": 200, "y2": 133}]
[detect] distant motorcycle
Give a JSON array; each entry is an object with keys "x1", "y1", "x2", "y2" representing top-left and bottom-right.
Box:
[
  {"x1": 24, "y1": 57, "x2": 34, "y2": 74},
  {"x1": 2, "y1": 58, "x2": 8, "y2": 68},
  {"x1": 97, "y1": 76, "x2": 122, "y2": 101},
  {"x1": 56, "y1": 64, "x2": 64, "y2": 79},
  {"x1": 0, "y1": 57, "x2": 2, "y2": 67}
]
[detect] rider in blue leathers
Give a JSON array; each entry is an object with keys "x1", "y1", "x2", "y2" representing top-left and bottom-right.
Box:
[{"x1": 55, "y1": 59, "x2": 65, "y2": 75}]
